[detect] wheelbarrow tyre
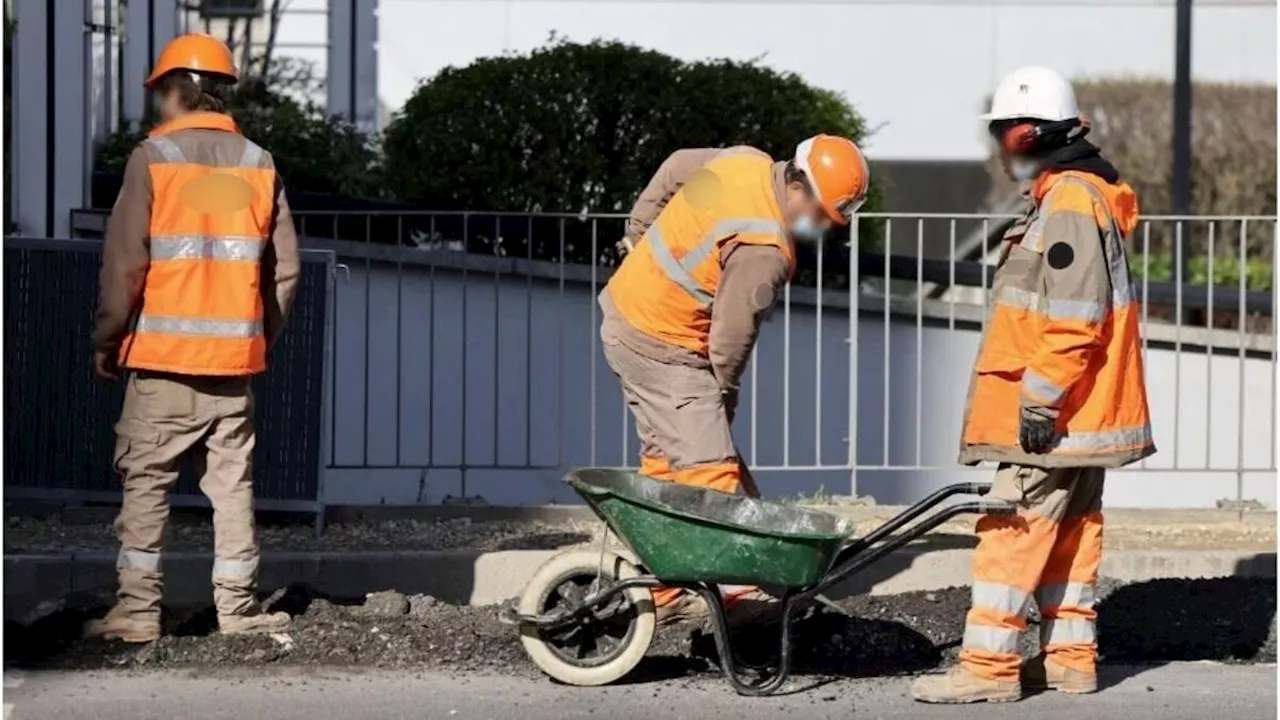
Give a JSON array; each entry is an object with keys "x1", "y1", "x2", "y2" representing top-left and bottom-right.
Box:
[{"x1": 518, "y1": 549, "x2": 655, "y2": 687}]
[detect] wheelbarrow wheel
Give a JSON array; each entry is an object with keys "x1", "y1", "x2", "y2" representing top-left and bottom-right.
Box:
[{"x1": 518, "y1": 549, "x2": 655, "y2": 687}]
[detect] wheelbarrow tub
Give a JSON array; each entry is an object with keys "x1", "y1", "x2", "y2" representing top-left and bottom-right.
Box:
[{"x1": 566, "y1": 468, "x2": 857, "y2": 588}]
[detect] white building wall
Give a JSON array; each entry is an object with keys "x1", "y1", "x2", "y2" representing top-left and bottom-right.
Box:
[
  {"x1": 10, "y1": 0, "x2": 90, "y2": 238},
  {"x1": 377, "y1": 0, "x2": 1277, "y2": 161},
  {"x1": 316, "y1": 249, "x2": 1278, "y2": 509}
]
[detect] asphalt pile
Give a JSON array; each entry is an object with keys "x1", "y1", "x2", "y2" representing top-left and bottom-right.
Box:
[{"x1": 5, "y1": 577, "x2": 1274, "y2": 678}]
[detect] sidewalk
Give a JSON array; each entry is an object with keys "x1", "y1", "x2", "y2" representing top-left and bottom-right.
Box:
[
  {"x1": 8, "y1": 505, "x2": 1274, "y2": 554},
  {"x1": 4, "y1": 506, "x2": 1275, "y2": 621}
]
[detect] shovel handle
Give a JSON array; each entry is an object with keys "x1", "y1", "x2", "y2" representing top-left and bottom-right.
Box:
[{"x1": 737, "y1": 451, "x2": 762, "y2": 499}]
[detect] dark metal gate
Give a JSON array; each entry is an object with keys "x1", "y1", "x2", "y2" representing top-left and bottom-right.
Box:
[{"x1": 2, "y1": 237, "x2": 332, "y2": 515}]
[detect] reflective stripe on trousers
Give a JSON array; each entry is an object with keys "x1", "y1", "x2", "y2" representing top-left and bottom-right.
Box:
[
  {"x1": 1036, "y1": 581, "x2": 1096, "y2": 612},
  {"x1": 212, "y1": 557, "x2": 259, "y2": 582},
  {"x1": 1036, "y1": 580, "x2": 1099, "y2": 650},
  {"x1": 117, "y1": 548, "x2": 162, "y2": 572},
  {"x1": 962, "y1": 580, "x2": 1030, "y2": 656},
  {"x1": 1041, "y1": 617, "x2": 1096, "y2": 646},
  {"x1": 962, "y1": 624, "x2": 1021, "y2": 655}
]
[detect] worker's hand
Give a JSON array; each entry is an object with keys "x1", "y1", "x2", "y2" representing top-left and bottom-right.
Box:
[
  {"x1": 1018, "y1": 408, "x2": 1057, "y2": 453},
  {"x1": 93, "y1": 349, "x2": 120, "y2": 382},
  {"x1": 615, "y1": 235, "x2": 635, "y2": 257}
]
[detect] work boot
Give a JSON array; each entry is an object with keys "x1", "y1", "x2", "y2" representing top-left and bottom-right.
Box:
[
  {"x1": 83, "y1": 606, "x2": 161, "y2": 644},
  {"x1": 655, "y1": 592, "x2": 709, "y2": 627},
  {"x1": 911, "y1": 666, "x2": 1022, "y2": 704},
  {"x1": 218, "y1": 608, "x2": 292, "y2": 635},
  {"x1": 1022, "y1": 655, "x2": 1098, "y2": 694}
]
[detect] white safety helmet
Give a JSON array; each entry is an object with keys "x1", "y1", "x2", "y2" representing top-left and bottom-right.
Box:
[{"x1": 980, "y1": 66, "x2": 1079, "y2": 122}]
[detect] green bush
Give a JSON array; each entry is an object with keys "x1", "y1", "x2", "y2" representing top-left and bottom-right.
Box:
[
  {"x1": 96, "y1": 58, "x2": 382, "y2": 199},
  {"x1": 1133, "y1": 250, "x2": 1273, "y2": 292},
  {"x1": 382, "y1": 37, "x2": 880, "y2": 281}
]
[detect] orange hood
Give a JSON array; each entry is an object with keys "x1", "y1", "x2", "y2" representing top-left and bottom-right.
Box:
[{"x1": 1034, "y1": 169, "x2": 1140, "y2": 238}]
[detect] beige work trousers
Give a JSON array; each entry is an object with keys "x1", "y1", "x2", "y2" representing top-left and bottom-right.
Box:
[
  {"x1": 112, "y1": 371, "x2": 260, "y2": 620},
  {"x1": 599, "y1": 325, "x2": 741, "y2": 493}
]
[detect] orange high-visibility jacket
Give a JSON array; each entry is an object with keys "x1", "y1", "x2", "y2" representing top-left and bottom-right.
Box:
[
  {"x1": 959, "y1": 170, "x2": 1155, "y2": 468},
  {"x1": 119, "y1": 113, "x2": 276, "y2": 376},
  {"x1": 606, "y1": 149, "x2": 795, "y2": 356}
]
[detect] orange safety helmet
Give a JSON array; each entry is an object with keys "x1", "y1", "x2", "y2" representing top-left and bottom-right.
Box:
[
  {"x1": 144, "y1": 33, "x2": 238, "y2": 88},
  {"x1": 794, "y1": 134, "x2": 870, "y2": 225}
]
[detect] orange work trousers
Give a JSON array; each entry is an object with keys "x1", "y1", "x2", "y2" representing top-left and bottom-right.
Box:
[{"x1": 960, "y1": 463, "x2": 1105, "y2": 682}]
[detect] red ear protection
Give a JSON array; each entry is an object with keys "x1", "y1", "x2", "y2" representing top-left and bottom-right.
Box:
[{"x1": 996, "y1": 118, "x2": 1086, "y2": 154}]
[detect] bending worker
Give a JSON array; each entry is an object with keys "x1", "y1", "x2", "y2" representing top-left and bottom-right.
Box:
[
  {"x1": 602, "y1": 137, "x2": 870, "y2": 625},
  {"x1": 912, "y1": 67, "x2": 1154, "y2": 704},
  {"x1": 85, "y1": 33, "x2": 300, "y2": 642}
]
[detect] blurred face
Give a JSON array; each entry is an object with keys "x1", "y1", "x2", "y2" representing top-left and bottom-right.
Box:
[
  {"x1": 783, "y1": 179, "x2": 831, "y2": 242},
  {"x1": 990, "y1": 121, "x2": 1041, "y2": 182}
]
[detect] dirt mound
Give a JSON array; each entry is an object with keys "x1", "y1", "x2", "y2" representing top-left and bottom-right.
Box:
[{"x1": 6, "y1": 578, "x2": 1273, "y2": 679}]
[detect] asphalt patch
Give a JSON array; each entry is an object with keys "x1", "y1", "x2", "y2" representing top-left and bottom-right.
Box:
[{"x1": 5, "y1": 577, "x2": 1274, "y2": 681}]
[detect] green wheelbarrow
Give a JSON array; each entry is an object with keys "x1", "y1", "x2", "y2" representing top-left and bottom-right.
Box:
[{"x1": 499, "y1": 468, "x2": 1014, "y2": 696}]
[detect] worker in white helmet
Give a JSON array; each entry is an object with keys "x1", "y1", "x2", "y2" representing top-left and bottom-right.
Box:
[{"x1": 911, "y1": 66, "x2": 1153, "y2": 704}]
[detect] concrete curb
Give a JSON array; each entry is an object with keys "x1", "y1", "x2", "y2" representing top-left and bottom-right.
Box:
[{"x1": 6, "y1": 547, "x2": 1275, "y2": 622}]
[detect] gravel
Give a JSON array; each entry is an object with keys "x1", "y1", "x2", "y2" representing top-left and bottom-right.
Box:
[
  {"x1": 8, "y1": 509, "x2": 1274, "y2": 555},
  {"x1": 7, "y1": 577, "x2": 1273, "y2": 678},
  {"x1": 3, "y1": 514, "x2": 603, "y2": 554}
]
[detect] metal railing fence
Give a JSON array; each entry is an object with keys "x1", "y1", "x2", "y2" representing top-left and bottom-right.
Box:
[
  {"x1": 291, "y1": 209, "x2": 1274, "y2": 506},
  {"x1": 63, "y1": 209, "x2": 1280, "y2": 507}
]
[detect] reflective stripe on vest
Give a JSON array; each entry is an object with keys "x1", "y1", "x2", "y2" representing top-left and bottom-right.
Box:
[
  {"x1": 135, "y1": 315, "x2": 264, "y2": 337},
  {"x1": 647, "y1": 223, "x2": 715, "y2": 306},
  {"x1": 646, "y1": 217, "x2": 785, "y2": 307},
  {"x1": 123, "y1": 132, "x2": 274, "y2": 374},
  {"x1": 149, "y1": 235, "x2": 265, "y2": 261}
]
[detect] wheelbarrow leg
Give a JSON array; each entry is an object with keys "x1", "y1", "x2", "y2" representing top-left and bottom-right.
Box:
[{"x1": 695, "y1": 586, "x2": 796, "y2": 697}]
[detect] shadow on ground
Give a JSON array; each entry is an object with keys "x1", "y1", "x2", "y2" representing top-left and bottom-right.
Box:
[{"x1": 1097, "y1": 575, "x2": 1276, "y2": 663}]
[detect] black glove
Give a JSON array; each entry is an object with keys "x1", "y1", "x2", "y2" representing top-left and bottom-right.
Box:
[{"x1": 1019, "y1": 409, "x2": 1057, "y2": 453}]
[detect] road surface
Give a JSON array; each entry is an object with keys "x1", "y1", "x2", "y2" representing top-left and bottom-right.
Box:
[{"x1": 3, "y1": 664, "x2": 1275, "y2": 720}]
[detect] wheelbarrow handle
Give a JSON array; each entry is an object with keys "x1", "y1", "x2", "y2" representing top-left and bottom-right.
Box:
[
  {"x1": 810, "y1": 498, "x2": 1016, "y2": 599},
  {"x1": 851, "y1": 481, "x2": 998, "y2": 549}
]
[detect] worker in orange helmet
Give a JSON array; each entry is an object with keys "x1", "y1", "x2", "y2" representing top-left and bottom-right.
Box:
[
  {"x1": 83, "y1": 33, "x2": 300, "y2": 642},
  {"x1": 601, "y1": 136, "x2": 870, "y2": 625},
  {"x1": 912, "y1": 66, "x2": 1154, "y2": 704}
]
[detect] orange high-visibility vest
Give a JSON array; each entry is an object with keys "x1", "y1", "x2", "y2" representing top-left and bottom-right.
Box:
[
  {"x1": 118, "y1": 113, "x2": 275, "y2": 376},
  {"x1": 607, "y1": 149, "x2": 794, "y2": 355}
]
